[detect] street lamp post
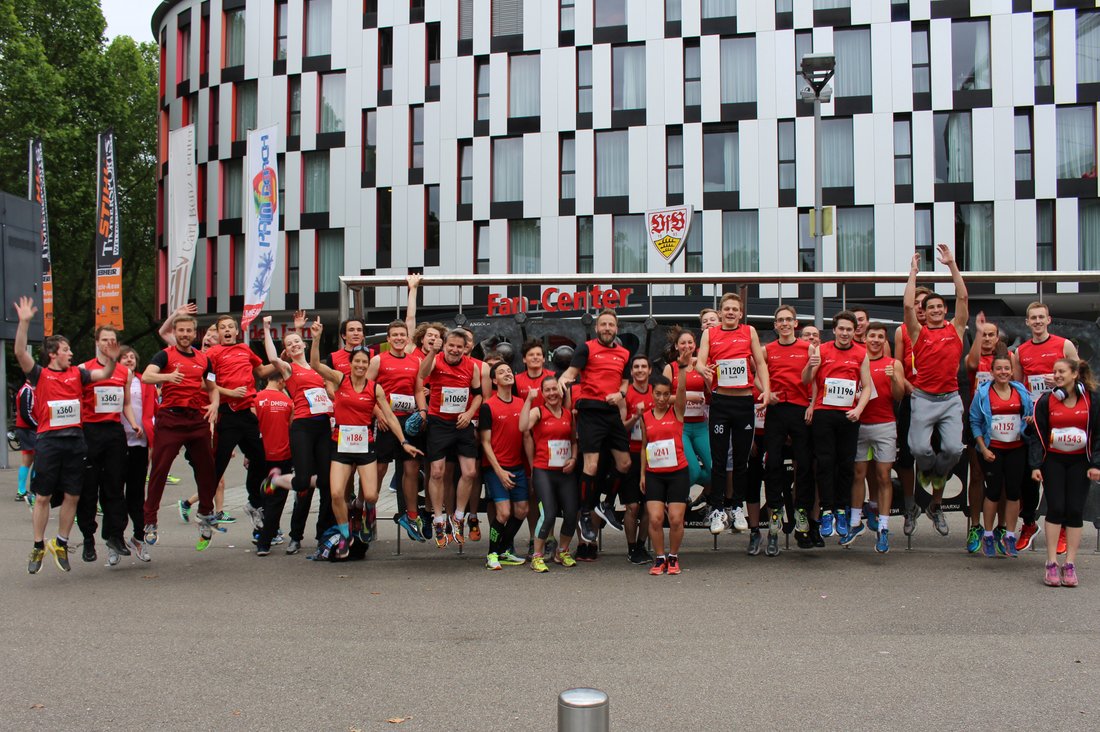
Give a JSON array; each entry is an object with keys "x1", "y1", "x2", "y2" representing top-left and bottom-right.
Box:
[{"x1": 800, "y1": 52, "x2": 835, "y2": 330}]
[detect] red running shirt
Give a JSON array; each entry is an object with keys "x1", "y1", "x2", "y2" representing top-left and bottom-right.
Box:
[
  {"x1": 332, "y1": 378, "x2": 378, "y2": 450},
  {"x1": 29, "y1": 365, "x2": 89, "y2": 434},
  {"x1": 912, "y1": 325, "x2": 962, "y2": 394},
  {"x1": 988, "y1": 386, "x2": 1024, "y2": 449},
  {"x1": 706, "y1": 325, "x2": 754, "y2": 390},
  {"x1": 204, "y1": 343, "x2": 262, "y2": 410},
  {"x1": 814, "y1": 342, "x2": 866, "y2": 411},
  {"x1": 968, "y1": 353, "x2": 994, "y2": 398},
  {"x1": 669, "y1": 361, "x2": 709, "y2": 423},
  {"x1": 514, "y1": 369, "x2": 554, "y2": 408},
  {"x1": 376, "y1": 351, "x2": 420, "y2": 416},
  {"x1": 642, "y1": 408, "x2": 688, "y2": 473},
  {"x1": 861, "y1": 357, "x2": 897, "y2": 425},
  {"x1": 427, "y1": 353, "x2": 475, "y2": 421},
  {"x1": 1017, "y1": 335, "x2": 1068, "y2": 400},
  {"x1": 625, "y1": 384, "x2": 654, "y2": 453},
  {"x1": 765, "y1": 339, "x2": 810, "y2": 407},
  {"x1": 151, "y1": 347, "x2": 213, "y2": 411},
  {"x1": 898, "y1": 324, "x2": 916, "y2": 382},
  {"x1": 479, "y1": 393, "x2": 525, "y2": 468},
  {"x1": 571, "y1": 339, "x2": 630, "y2": 407},
  {"x1": 285, "y1": 362, "x2": 332, "y2": 420},
  {"x1": 1047, "y1": 394, "x2": 1090, "y2": 455},
  {"x1": 531, "y1": 406, "x2": 574, "y2": 471},
  {"x1": 255, "y1": 389, "x2": 293, "y2": 460},
  {"x1": 80, "y1": 358, "x2": 128, "y2": 424}
]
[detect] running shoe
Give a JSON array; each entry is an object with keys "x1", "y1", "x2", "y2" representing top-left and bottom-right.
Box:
[
  {"x1": 649, "y1": 556, "x2": 667, "y2": 575},
  {"x1": 875, "y1": 529, "x2": 890, "y2": 554},
  {"x1": 765, "y1": 532, "x2": 779, "y2": 557},
  {"x1": 820, "y1": 511, "x2": 835, "y2": 538},
  {"x1": 981, "y1": 533, "x2": 996, "y2": 558},
  {"x1": 866, "y1": 512, "x2": 879, "y2": 533},
  {"x1": 1016, "y1": 521, "x2": 1040, "y2": 551},
  {"x1": 26, "y1": 492, "x2": 36, "y2": 509},
  {"x1": 809, "y1": 523, "x2": 825, "y2": 548},
  {"x1": 195, "y1": 513, "x2": 215, "y2": 551},
  {"x1": 398, "y1": 513, "x2": 426, "y2": 542},
  {"x1": 1004, "y1": 534, "x2": 1019, "y2": 557},
  {"x1": 450, "y1": 515, "x2": 466, "y2": 545},
  {"x1": 333, "y1": 538, "x2": 350, "y2": 561},
  {"x1": 577, "y1": 511, "x2": 598, "y2": 544},
  {"x1": 835, "y1": 509, "x2": 850, "y2": 538},
  {"x1": 627, "y1": 544, "x2": 647, "y2": 565},
  {"x1": 486, "y1": 552, "x2": 502, "y2": 570},
  {"x1": 129, "y1": 536, "x2": 151, "y2": 562},
  {"x1": 768, "y1": 508, "x2": 782, "y2": 536},
  {"x1": 467, "y1": 516, "x2": 481, "y2": 542},
  {"x1": 730, "y1": 506, "x2": 749, "y2": 532},
  {"x1": 531, "y1": 555, "x2": 549, "y2": 573},
  {"x1": 794, "y1": 508, "x2": 810, "y2": 533},
  {"x1": 105, "y1": 539, "x2": 121, "y2": 567},
  {"x1": 666, "y1": 555, "x2": 681, "y2": 575},
  {"x1": 995, "y1": 531, "x2": 1007, "y2": 556},
  {"x1": 498, "y1": 550, "x2": 526, "y2": 566},
  {"x1": 262, "y1": 467, "x2": 281, "y2": 495},
  {"x1": 594, "y1": 501, "x2": 624, "y2": 532},
  {"x1": 903, "y1": 504, "x2": 920, "y2": 537},
  {"x1": 286, "y1": 539, "x2": 301, "y2": 555},
  {"x1": 214, "y1": 511, "x2": 237, "y2": 525},
  {"x1": 747, "y1": 529, "x2": 762, "y2": 556},
  {"x1": 144, "y1": 524, "x2": 158, "y2": 545},
  {"x1": 1044, "y1": 562, "x2": 1061, "y2": 587},
  {"x1": 46, "y1": 538, "x2": 70, "y2": 572},
  {"x1": 795, "y1": 530, "x2": 813, "y2": 549},
  {"x1": 927, "y1": 504, "x2": 949, "y2": 536},
  {"x1": 255, "y1": 546, "x2": 271, "y2": 557},
  {"x1": 434, "y1": 522, "x2": 448, "y2": 549},
  {"x1": 16, "y1": 488, "x2": 27, "y2": 502},
  {"x1": 1057, "y1": 527, "x2": 1067, "y2": 556},
  {"x1": 545, "y1": 537, "x2": 558, "y2": 558},
  {"x1": 28, "y1": 547, "x2": 45, "y2": 574},
  {"x1": 82, "y1": 541, "x2": 97, "y2": 563},
  {"x1": 708, "y1": 508, "x2": 728, "y2": 535},
  {"x1": 177, "y1": 499, "x2": 191, "y2": 523},
  {"x1": 271, "y1": 531, "x2": 285, "y2": 546},
  {"x1": 1061, "y1": 563, "x2": 1079, "y2": 588},
  {"x1": 840, "y1": 522, "x2": 866, "y2": 547},
  {"x1": 554, "y1": 550, "x2": 576, "y2": 567},
  {"x1": 244, "y1": 503, "x2": 264, "y2": 531},
  {"x1": 966, "y1": 525, "x2": 981, "y2": 554},
  {"x1": 166, "y1": 474, "x2": 182, "y2": 485}
]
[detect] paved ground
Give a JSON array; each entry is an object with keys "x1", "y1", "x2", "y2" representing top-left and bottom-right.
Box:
[{"x1": 3, "y1": 448, "x2": 1100, "y2": 731}]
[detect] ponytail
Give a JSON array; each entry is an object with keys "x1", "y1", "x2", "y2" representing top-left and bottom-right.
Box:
[
  {"x1": 991, "y1": 342, "x2": 1011, "y2": 367},
  {"x1": 1078, "y1": 360, "x2": 1097, "y2": 393}
]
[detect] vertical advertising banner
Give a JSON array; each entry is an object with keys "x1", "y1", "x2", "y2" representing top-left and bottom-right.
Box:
[
  {"x1": 167, "y1": 125, "x2": 199, "y2": 313},
  {"x1": 94, "y1": 129, "x2": 124, "y2": 329},
  {"x1": 241, "y1": 125, "x2": 280, "y2": 330},
  {"x1": 28, "y1": 139, "x2": 54, "y2": 336}
]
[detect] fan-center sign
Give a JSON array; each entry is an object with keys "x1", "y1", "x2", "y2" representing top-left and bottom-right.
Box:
[{"x1": 487, "y1": 285, "x2": 635, "y2": 316}]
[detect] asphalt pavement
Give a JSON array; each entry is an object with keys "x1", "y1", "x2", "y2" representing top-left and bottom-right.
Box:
[{"x1": 2, "y1": 448, "x2": 1099, "y2": 731}]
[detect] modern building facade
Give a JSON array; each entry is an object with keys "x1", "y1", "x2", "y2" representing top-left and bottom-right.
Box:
[{"x1": 151, "y1": 0, "x2": 1100, "y2": 331}]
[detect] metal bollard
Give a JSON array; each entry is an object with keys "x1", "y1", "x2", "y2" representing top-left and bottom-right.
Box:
[{"x1": 557, "y1": 688, "x2": 609, "y2": 732}]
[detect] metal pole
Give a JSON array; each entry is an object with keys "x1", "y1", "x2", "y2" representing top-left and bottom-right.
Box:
[
  {"x1": 0, "y1": 339, "x2": 8, "y2": 470},
  {"x1": 557, "y1": 688, "x2": 609, "y2": 732},
  {"x1": 813, "y1": 94, "x2": 824, "y2": 330}
]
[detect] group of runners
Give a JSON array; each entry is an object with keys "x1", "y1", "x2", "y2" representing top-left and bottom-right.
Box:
[{"x1": 11, "y1": 249, "x2": 1100, "y2": 586}]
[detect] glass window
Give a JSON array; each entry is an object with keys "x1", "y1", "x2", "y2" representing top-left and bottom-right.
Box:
[
  {"x1": 595, "y1": 0, "x2": 626, "y2": 28},
  {"x1": 510, "y1": 219, "x2": 540, "y2": 274},
  {"x1": 684, "y1": 43, "x2": 701, "y2": 107},
  {"x1": 178, "y1": 27, "x2": 191, "y2": 82},
  {"x1": 1078, "y1": 12, "x2": 1100, "y2": 85},
  {"x1": 685, "y1": 216, "x2": 702, "y2": 273},
  {"x1": 795, "y1": 31, "x2": 813, "y2": 91},
  {"x1": 894, "y1": 118, "x2": 912, "y2": 186},
  {"x1": 822, "y1": 117, "x2": 854, "y2": 187},
  {"x1": 427, "y1": 24, "x2": 441, "y2": 88},
  {"x1": 596, "y1": 130, "x2": 629, "y2": 197},
  {"x1": 303, "y1": 151, "x2": 330, "y2": 213},
  {"x1": 561, "y1": 0, "x2": 576, "y2": 32},
  {"x1": 493, "y1": 0, "x2": 524, "y2": 37},
  {"x1": 1015, "y1": 112, "x2": 1032, "y2": 183},
  {"x1": 702, "y1": 0, "x2": 736, "y2": 19},
  {"x1": 277, "y1": 155, "x2": 285, "y2": 212},
  {"x1": 612, "y1": 214, "x2": 646, "y2": 273},
  {"x1": 224, "y1": 9, "x2": 245, "y2": 67},
  {"x1": 912, "y1": 27, "x2": 930, "y2": 94},
  {"x1": 377, "y1": 188, "x2": 392, "y2": 268},
  {"x1": 797, "y1": 210, "x2": 814, "y2": 271},
  {"x1": 223, "y1": 160, "x2": 243, "y2": 219},
  {"x1": 834, "y1": 28, "x2": 871, "y2": 98},
  {"x1": 720, "y1": 37, "x2": 757, "y2": 104},
  {"x1": 933, "y1": 111, "x2": 973, "y2": 184},
  {"x1": 288, "y1": 76, "x2": 301, "y2": 136},
  {"x1": 317, "y1": 230, "x2": 343, "y2": 292},
  {"x1": 475, "y1": 222, "x2": 490, "y2": 274},
  {"x1": 320, "y1": 74, "x2": 345, "y2": 133},
  {"x1": 1079, "y1": 199, "x2": 1100, "y2": 270},
  {"x1": 722, "y1": 211, "x2": 759, "y2": 272},
  {"x1": 411, "y1": 106, "x2": 424, "y2": 171},
  {"x1": 1035, "y1": 15, "x2": 1052, "y2": 89},
  {"x1": 703, "y1": 128, "x2": 739, "y2": 193},
  {"x1": 776, "y1": 0, "x2": 793, "y2": 11},
  {"x1": 814, "y1": 0, "x2": 850, "y2": 7},
  {"x1": 460, "y1": 141, "x2": 473, "y2": 205},
  {"x1": 286, "y1": 232, "x2": 299, "y2": 293},
  {"x1": 577, "y1": 216, "x2": 594, "y2": 273},
  {"x1": 476, "y1": 59, "x2": 490, "y2": 121},
  {"x1": 778, "y1": 120, "x2": 795, "y2": 191},
  {"x1": 234, "y1": 81, "x2": 256, "y2": 141},
  {"x1": 666, "y1": 0, "x2": 681, "y2": 22},
  {"x1": 305, "y1": 0, "x2": 332, "y2": 57},
  {"x1": 957, "y1": 203, "x2": 993, "y2": 271},
  {"x1": 380, "y1": 28, "x2": 393, "y2": 92},
  {"x1": 275, "y1": 1, "x2": 288, "y2": 60},
  {"x1": 1056, "y1": 106, "x2": 1096, "y2": 181},
  {"x1": 493, "y1": 137, "x2": 523, "y2": 202},
  {"x1": 577, "y1": 49, "x2": 593, "y2": 114},
  {"x1": 363, "y1": 110, "x2": 377, "y2": 176},
  {"x1": 613, "y1": 45, "x2": 646, "y2": 111},
  {"x1": 510, "y1": 54, "x2": 540, "y2": 118},
  {"x1": 952, "y1": 19, "x2": 991, "y2": 92},
  {"x1": 459, "y1": 0, "x2": 473, "y2": 41},
  {"x1": 561, "y1": 135, "x2": 576, "y2": 200},
  {"x1": 915, "y1": 205, "x2": 933, "y2": 271},
  {"x1": 836, "y1": 207, "x2": 874, "y2": 271},
  {"x1": 667, "y1": 131, "x2": 684, "y2": 197},
  {"x1": 1037, "y1": 200, "x2": 1055, "y2": 271},
  {"x1": 426, "y1": 186, "x2": 440, "y2": 264}
]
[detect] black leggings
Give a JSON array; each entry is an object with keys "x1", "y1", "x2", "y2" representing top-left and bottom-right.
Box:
[
  {"x1": 812, "y1": 409, "x2": 860, "y2": 513},
  {"x1": 289, "y1": 417, "x2": 334, "y2": 542},
  {"x1": 979, "y1": 445, "x2": 1026, "y2": 502},
  {"x1": 123, "y1": 444, "x2": 149, "y2": 539},
  {"x1": 764, "y1": 402, "x2": 814, "y2": 509},
  {"x1": 533, "y1": 468, "x2": 578, "y2": 541},
  {"x1": 1042, "y1": 452, "x2": 1091, "y2": 529},
  {"x1": 708, "y1": 394, "x2": 755, "y2": 508}
]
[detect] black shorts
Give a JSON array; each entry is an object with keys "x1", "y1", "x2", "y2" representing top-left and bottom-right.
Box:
[
  {"x1": 577, "y1": 407, "x2": 629, "y2": 456},
  {"x1": 644, "y1": 468, "x2": 691, "y2": 504},
  {"x1": 425, "y1": 416, "x2": 478, "y2": 463},
  {"x1": 375, "y1": 413, "x2": 425, "y2": 463},
  {"x1": 32, "y1": 433, "x2": 87, "y2": 497},
  {"x1": 619, "y1": 452, "x2": 643, "y2": 505},
  {"x1": 16, "y1": 427, "x2": 37, "y2": 452}
]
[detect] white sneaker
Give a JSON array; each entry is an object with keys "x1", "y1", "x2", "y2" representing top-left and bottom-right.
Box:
[
  {"x1": 708, "y1": 508, "x2": 727, "y2": 535},
  {"x1": 730, "y1": 506, "x2": 749, "y2": 532}
]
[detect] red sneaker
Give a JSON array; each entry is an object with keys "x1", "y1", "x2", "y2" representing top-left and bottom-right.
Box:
[
  {"x1": 1056, "y1": 527, "x2": 1067, "y2": 555},
  {"x1": 666, "y1": 555, "x2": 681, "y2": 575},
  {"x1": 649, "y1": 556, "x2": 667, "y2": 575},
  {"x1": 1017, "y1": 522, "x2": 1040, "y2": 551}
]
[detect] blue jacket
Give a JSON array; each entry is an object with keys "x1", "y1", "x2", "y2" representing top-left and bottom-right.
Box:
[{"x1": 969, "y1": 380, "x2": 1033, "y2": 447}]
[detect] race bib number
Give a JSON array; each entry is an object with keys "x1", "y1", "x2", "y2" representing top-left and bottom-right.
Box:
[
  {"x1": 823, "y1": 378, "x2": 857, "y2": 408},
  {"x1": 1028, "y1": 374, "x2": 1052, "y2": 400},
  {"x1": 716, "y1": 359, "x2": 749, "y2": 388},
  {"x1": 94, "y1": 386, "x2": 124, "y2": 414},
  {"x1": 48, "y1": 399, "x2": 81, "y2": 428},
  {"x1": 975, "y1": 371, "x2": 993, "y2": 388},
  {"x1": 646, "y1": 439, "x2": 678, "y2": 469},
  {"x1": 440, "y1": 387, "x2": 469, "y2": 415},
  {"x1": 685, "y1": 391, "x2": 706, "y2": 419},
  {"x1": 1051, "y1": 427, "x2": 1087, "y2": 452},
  {"x1": 305, "y1": 387, "x2": 333, "y2": 415},
  {"x1": 754, "y1": 407, "x2": 765, "y2": 431},
  {"x1": 389, "y1": 393, "x2": 416, "y2": 413},
  {"x1": 631, "y1": 419, "x2": 643, "y2": 442},
  {"x1": 548, "y1": 439, "x2": 571, "y2": 468},
  {"x1": 338, "y1": 425, "x2": 371, "y2": 453},
  {"x1": 990, "y1": 414, "x2": 1022, "y2": 443}
]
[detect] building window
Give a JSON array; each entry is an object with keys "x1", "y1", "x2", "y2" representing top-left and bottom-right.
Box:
[
  {"x1": 561, "y1": 134, "x2": 576, "y2": 200},
  {"x1": 232, "y1": 236, "x2": 244, "y2": 295},
  {"x1": 1015, "y1": 111, "x2": 1033, "y2": 183},
  {"x1": 459, "y1": 0, "x2": 473, "y2": 42},
  {"x1": 234, "y1": 81, "x2": 256, "y2": 141},
  {"x1": 364, "y1": 0, "x2": 378, "y2": 27},
  {"x1": 822, "y1": 117, "x2": 854, "y2": 188},
  {"x1": 1079, "y1": 199, "x2": 1100, "y2": 270},
  {"x1": 224, "y1": 8, "x2": 245, "y2": 68},
  {"x1": 510, "y1": 54, "x2": 540, "y2": 118},
  {"x1": 577, "y1": 216, "x2": 594, "y2": 273},
  {"x1": 410, "y1": 105, "x2": 424, "y2": 173},
  {"x1": 915, "y1": 205, "x2": 933, "y2": 272},
  {"x1": 703, "y1": 127, "x2": 738, "y2": 193},
  {"x1": 1056, "y1": 106, "x2": 1096, "y2": 182},
  {"x1": 200, "y1": 14, "x2": 209, "y2": 75},
  {"x1": 577, "y1": 49, "x2": 593, "y2": 115},
  {"x1": 833, "y1": 28, "x2": 871, "y2": 99},
  {"x1": 912, "y1": 26, "x2": 930, "y2": 95},
  {"x1": 277, "y1": 156, "x2": 285, "y2": 212},
  {"x1": 612, "y1": 214, "x2": 645, "y2": 273},
  {"x1": 305, "y1": 0, "x2": 332, "y2": 57},
  {"x1": 595, "y1": 0, "x2": 626, "y2": 28},
  {"x1": 722, "y1": 211, "x2": 759, "y2": 272},
  {"x1": 476, "y1": 59, "x2": 490, "y2": 122},
  {"x1": 410, "y1": 0, "x2": 424, "y2": 23},
  {"x1": 952, "y1": 20, "x2": 990, "y2": 93},
  {"x1": 207, "y1": 239, "x2": 218, "y2": 297},
  {"x1": 596, "y1": 130, "x2": 629, "y2": 198},
  {"x1": 425, "y1": 185, "x2": 440, "y2": 267},
  {"x1": 177, "y1": 27, "x2": 191, "y2": 83},
  {"x1": 1034, "y1": 15, "x2": 1052, "y2": 93},
  {"x1": 275, "y1": 1, "x2": 288, "y2": 60},
  {"x1": 612, "y1": 45, "x2": 646, "y2": 111},
  {"x1": 475, "y1": 222, "x2": 490, "y2": 274},
  {"x1": 702, "y1": 0, "x2": 736, "y2": 19},
  {"x1": 492, "y1": 137, "x2": 523, "y2": 203},
  {"x1": 493, "y1": 0, "x2": 524, "y2": 37},
  {"x1": 319, "y1": 74, "x2": 345, "y2": 133},
  {"x1": 777, "y1": 119, "x2": 796, "y2": 193},
  {"x1": 510, "y1": 219, "x2": 540, "y2": 274},
  {"x1": 317, "y1": 230, "x2": 343, "y2": 292},
  {"x1": 684, "y1": 216, "x2": 702, "y2": 274},
  {"x1": 303, "y1": 151, "x2": 330, "y2": 213},
  {"x1": 288, "y1": 76, "x2": 301, "y2": 136},
  {"x1": 286, "y1": 232, "x2": 299, "y2": 293},
  {"x1": 934, "y1": 111, "x2": 973, "y2": 184},
  {"x1": 836, "y1": 207, "x2": 874, "y2": 271},
  {"x1": 222, "y1": 160, "x2": 243, "y2": 219},
  {"x1": 377, "y1": 187, "x2": 392, "y2": 269},
  {"x1": 427, "y1": 23, "x2": 441, "y2": 96},
  {"x1": 210, "y1": 89, "x2": 220, "y2": 144},
  {"x1": 666, "y1": 0, "x2": 681, "y2": 22},
  {"x1": 684, "y1": 42, "x2": 701, "y2": 108},
  {"x1": 894, "y1": 117, "x2": 912, "y2": 186},
  {"x1": 667, "y1": 130, "x2": 684, "y2": 199},
  {"x1": 956, "y1": 203, "x2": 993, "y2": 271},
  {"x1": 797, "y1": 210, "x2": 814, "y2": 272},
  {"x1": 1037, "y1": 200, "x2": 1055, "y2": 271},
  {"x1": 719, "y1": 37, "x2": 757, "y2": 104},
  {"x1": 379, "y1": 28, "x2": 393, "y2": 95},
  {"x1": 459, "y1": 141, "x2": 474, "y2": 205},
  {"x1": 363, "y1": 109, "x2": 377, "y2": 178},
  {"x1": 1077, "y1": 12, "x2": 1100, "y2": 85},
  {"x1": 561, "y1": 0, "x2": 576, "y2": 32}
]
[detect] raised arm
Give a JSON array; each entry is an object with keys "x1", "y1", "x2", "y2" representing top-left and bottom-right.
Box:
[
  {"x1": 308, "y1": 320, "x2": 343, "y2": 386},
  {"x1": 404, "y1": 274, "x2": 422, "y2": 342},
  {"x1": 159, "y1": 303, "x2": 196, "y2": 346},
  {"x1": 12, "y1": 297, "x2": 37, "y2": 374},
  {"x1": 903, "y1": 252, "x2": 922, "y2": 347},
  {"x1": 262, "y1": 316, "x2": 292, "y2": 378},
  {"x1": 965, "y1": 311, "x2": 985, "y2": 371},
  {"x1": 519, "y1": 387, "x2": 540, "y2": 433},
  {"x1": 939, "y1": 243, "x2": 969, "y2": 334}
]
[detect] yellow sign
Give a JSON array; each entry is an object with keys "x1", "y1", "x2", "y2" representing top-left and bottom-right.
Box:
[{"x1": 653, "y1": 234, "x2": 681, "y2": 259}]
